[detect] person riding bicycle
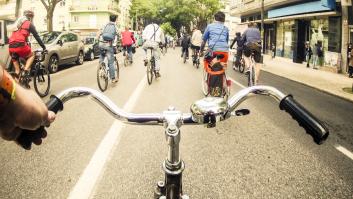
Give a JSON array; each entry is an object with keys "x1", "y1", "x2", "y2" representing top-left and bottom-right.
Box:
[
  {"x1": 200, "y1": 11, "x2": 229, "y2": 97},
  {"x1": 230, "y1": 32, "x2": 244, "y2": 70},
  {"x1": 242, "y1": 22, "x2": 262, "y2": 85},
  {"x1": 191, "y1": 27, "x2": 203, "y2": 64},
  {"x1": 97, "y1": 15, "x2": 119, "y2": 83},
  {"x1": 142, "y1": 22, "x2": 165, "y2": 77},
  {"x1": 8, "y1": 10, "x2": 46, "y2": 80},
  {"x1": 180, "y1": 33, "x2": 191, "y2": 59},
  {"x1": 121, "y1": 26, "x2": 136, "y2": 63}
]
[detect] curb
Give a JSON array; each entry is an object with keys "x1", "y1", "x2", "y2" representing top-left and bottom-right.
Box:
[{"x1": 261, "y1": 67, "x2": 353, "y2": 104}]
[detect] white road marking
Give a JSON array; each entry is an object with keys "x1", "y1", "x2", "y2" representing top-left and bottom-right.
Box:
[
  {"x1": 67, "y1": 76, "x2": 147, "y2": 199},
  {"x1": 229, "y1": 77, "x2": 353, "y2": 162},
  {"x1": 229, "y1": 77, "x2": 246, "y2": 89},
  {"x1": 336, "y1": 145, "x2": 353, "y2": 161}
]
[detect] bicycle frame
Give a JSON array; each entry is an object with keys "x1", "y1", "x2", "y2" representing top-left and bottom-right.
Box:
[{"x1": 45, "y1": 86, "x2": 329, "y2": 199}]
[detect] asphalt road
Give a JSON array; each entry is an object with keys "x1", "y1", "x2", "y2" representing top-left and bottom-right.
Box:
[{"x1": 0, "y1": 47, "x2": 353, "y2": 199}]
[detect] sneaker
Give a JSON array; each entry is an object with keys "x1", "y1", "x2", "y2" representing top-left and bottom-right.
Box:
[{"x1": 112, "y1": 78, "x2": 118, "y2": 83}]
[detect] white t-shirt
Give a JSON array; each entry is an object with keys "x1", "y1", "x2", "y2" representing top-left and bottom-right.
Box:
[
  {"x1": 142, "y1": 23, "x2": 165, "y2": 43},
  {"x1": 191, "y1": 29, "x2": 203, "y2": 47}
]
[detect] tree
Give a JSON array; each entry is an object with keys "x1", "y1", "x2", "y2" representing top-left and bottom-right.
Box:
[
  {"x1": 40, "y1": 0, "x2": 62, "y2": 32},
  {"x1": 160, "y1": 22, "x2": 176, "y2": 36}
]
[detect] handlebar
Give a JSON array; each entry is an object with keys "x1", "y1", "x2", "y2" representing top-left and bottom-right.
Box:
[{"x1": 45, "y1": 86, "x2": 329, "y2": 144}]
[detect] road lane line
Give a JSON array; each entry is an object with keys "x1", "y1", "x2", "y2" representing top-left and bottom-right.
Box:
[
  {"x1": 335, "y1": 145, "x2": 353, "y2": 161},
  {"x1": 229, "y1": 77, "x2": 246, "y2": 89},
  {"x1": 229, "y1": 77, "x2": 353, "y2": 162},
  {"x1": 67, "y1": 76, "x2": 146, "y2": 199}
]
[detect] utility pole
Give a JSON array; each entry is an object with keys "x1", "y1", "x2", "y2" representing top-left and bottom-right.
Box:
[{"x1": 261, "y1": 0, "x2": 265, "y2": 54}]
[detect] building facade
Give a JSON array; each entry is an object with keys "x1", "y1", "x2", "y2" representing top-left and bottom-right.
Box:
[
  {"x1": 19, "y1": 0, "x2": 70, "y2": 32},
  {"x1": 220, "y1": 0, "x2": 241, "y2": 37},
  {"x1": 230, "y1": 0, "x2": 349, "y2": 73},
  {"x1": 118, "y1": 0, "x2": 132, "y2": 30},
  {"x1": 69, "y1": 0, "x2": 119, "y2": 36}
]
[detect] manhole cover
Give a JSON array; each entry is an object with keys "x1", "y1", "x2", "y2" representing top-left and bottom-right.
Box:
[{"x1": 342, "y1": 87, "x2": 353, "y2": 94}]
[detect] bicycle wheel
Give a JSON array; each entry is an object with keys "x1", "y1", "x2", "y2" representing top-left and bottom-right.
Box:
[
  {"x1": 183, "y1": 52, "x2": 187, "y2": 64},
  {"x1": 114, "y1": 57, "x2": 120, "y2": 82},
  {"x1": 33, "y1": 63, "x2": 50, "y2": 97},
  {"x1": 196, "y1": 58, "x2": 200, "y2": 69},
  {"x1": 222, "y1": 75, "x2": 230, "y2": 101},
  {"x1": 239, "y1": 59, "x2": 245, "y2": 73},
  {"x1": 124, "y1": 56, "x2": 128, "y2": 67},
  {"x1": 97, "y1": 62, "x2": 108, "y2": 92},
  {"x1": 201, "y1": 69, "x2": 209, "y2": 96},
  {"x1": 247, "y1": 64, "x2": 256, "y2": 87},
  {"x1": 147, "y1": 59, "x2": 153, "y2": 85}
]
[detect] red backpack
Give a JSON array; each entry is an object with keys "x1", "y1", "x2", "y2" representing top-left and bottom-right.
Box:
[{"x1": 9, "y1": 20, "x2": 31, "y2": 45}]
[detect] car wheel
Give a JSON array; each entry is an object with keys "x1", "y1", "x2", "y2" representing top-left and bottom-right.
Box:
[
  {"x1": 89, "y1": 51, "x2": 95, "y2": 61},
  {"x1": 76, "y1": 51, "x2": 84, "y2": 65},
  {"x1": 48, "y1": 55, "x2": 59, "y2": 73}
]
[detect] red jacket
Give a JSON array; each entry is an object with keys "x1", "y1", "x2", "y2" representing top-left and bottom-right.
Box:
[
  {"x1": 9, "y1": 20, "x2": 31, "y2": 44},
  {"x1": 121, "y1": 31, "x2": 135, "y2": 46}
]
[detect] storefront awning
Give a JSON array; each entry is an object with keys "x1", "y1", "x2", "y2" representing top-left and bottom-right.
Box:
[{"x1": 268, "y1": 0, "x2": 336, "y2": 19}]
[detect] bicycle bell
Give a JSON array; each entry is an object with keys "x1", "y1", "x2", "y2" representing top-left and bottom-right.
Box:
[{"x1": 190, "y1": 97, "x2": 229, "y2": 127}]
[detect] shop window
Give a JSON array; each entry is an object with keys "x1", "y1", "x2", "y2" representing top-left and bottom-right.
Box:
[
  {"x1": 328, "y1": 17, "x2": 341, "y2": 53},
  {"x1": 276, "y1": 21, "x2": 284, "y2": 57}
]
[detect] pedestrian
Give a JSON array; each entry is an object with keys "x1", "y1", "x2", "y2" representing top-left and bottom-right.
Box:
[
  {"x1": 180, "y1": 33, "x2": 191, "y2": 59},
  {"x1": 305, "y1": 41, "x2": 312, "y2": 68},
  {"x1": 271, "y1": 43, "x2": 276, "y2": 59},
  {"x1": 348, "y1": 43, "x2": 353, "y2": 78}
]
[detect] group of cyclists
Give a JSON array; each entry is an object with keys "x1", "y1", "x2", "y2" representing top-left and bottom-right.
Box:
[{"x1": 0, "y1": 9, "x2": 263, "y2": 148}]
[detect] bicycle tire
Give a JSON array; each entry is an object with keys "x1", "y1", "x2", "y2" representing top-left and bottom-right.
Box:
[
  {"x1": 97, "y1": 63, "x2": 108, "y2": 92},
  {"x1": 251, "y1": 65, "x2": 256, "y2": 86},
  {"x1": 183, "y1": 53, "x2": 186, "y2": 64},
  {"x1": 147, "y1": 59, "x2": 153, "y2": 85},
  {"x1": 201, "y1": 69, "x2": 209, "y2": 96},
  {"x1": 33, "y1": 63, "x2": 50, "y2": 97},
  {"x1": 196, "y1": 58, "x2": 200, "y2": 69},
  {"x1": 124, "y1": 56, "x2": 128, "y2": 67},
  {"x1": 239, "y1": 59, "x2": 245, "y2": 73},
  {"x1": 115, "y1": 58, "x2": 120, "y2": 82}
]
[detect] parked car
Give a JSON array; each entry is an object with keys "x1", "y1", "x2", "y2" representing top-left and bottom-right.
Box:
[
  {"x1": 33, "y1": 31, "x2": 85, "y2": 73},
  {"x1": 83, "y1": 36, "x2": 99, "y2": 61}
]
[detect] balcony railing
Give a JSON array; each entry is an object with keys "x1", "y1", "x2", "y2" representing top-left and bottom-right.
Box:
[{"x1": 69, "y1": 4, "x2": 119, "y2": 12}]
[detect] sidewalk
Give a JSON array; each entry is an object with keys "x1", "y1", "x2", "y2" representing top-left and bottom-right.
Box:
[{"x1": 261, "y1": 55, "x2": 353, "y2": 102}]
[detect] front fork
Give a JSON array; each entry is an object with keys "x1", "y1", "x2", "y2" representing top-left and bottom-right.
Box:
[{"x1": 154, "y1": 109, "x2": 189, "y2": 199}]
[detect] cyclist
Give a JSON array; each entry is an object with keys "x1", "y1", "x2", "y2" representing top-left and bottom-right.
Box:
[
  {"x1": 121, "y1": 26, "x2": 135, "y2": 63},
  {"x1": 180, "y1": 33, "x2": 190, "y2": 59},
  {"x1": 200, "y1": 11, "x2": 229, "y2": 97},
  {"x1": 191, "y1": 27, "x2": 203, "y2": 64},
  {"x1": 8, "y1": 10, "x2": 46, "y2": 80},
  {"x1": 97, "y1": 15, "x2": 119, "y2": 83},
  {"x1": 142, "y1": 22, "x2": 165, "y2": 77},
  {"x1": 230, "y1": 32, "x2": 244, "y2": 70},
  {"x1": 242, "y1": 22, "x2": 262, "y2": 84},
  {"x1": 0, "y1": 64, "x2": 56, "y2": 149}
]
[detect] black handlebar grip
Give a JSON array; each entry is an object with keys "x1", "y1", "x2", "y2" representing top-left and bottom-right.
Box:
[
  {"x1": 279, "y1": 95, "x2": 329, "y2": 145},
  {"x1": 46, "y1": 95, "x2": 63, "y2": 113}
]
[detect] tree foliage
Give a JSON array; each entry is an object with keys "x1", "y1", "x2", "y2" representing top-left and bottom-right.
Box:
[
  {"x1": 130, "y1": 0, "x2": 222, "y2": 35},
  {"x1": 160, "y1": 22, "x2": 176, "y2": 36}
]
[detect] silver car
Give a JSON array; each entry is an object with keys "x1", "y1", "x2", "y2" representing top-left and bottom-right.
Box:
[{"x1": 34, "y1": 31, "x2": 85, "y2": 73}]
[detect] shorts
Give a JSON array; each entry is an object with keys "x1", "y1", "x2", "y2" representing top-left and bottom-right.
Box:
[
  {"x1": 9, "y1": 45, "x2": 32, "y2": 61},
  {"x1": 243, "y1": 43, "x2": 262, "y2": 63},
  {"x1": 191, "y1": 44, "x2": 201, "y2": 51}
]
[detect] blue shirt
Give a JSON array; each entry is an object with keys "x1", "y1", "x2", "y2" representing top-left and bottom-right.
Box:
[
  {"x1": 242, "y1": 27, "x2": 261, "y2": 45},
  {"x1": 202, "y1": 22, "x2": 229, "y2": 52}
]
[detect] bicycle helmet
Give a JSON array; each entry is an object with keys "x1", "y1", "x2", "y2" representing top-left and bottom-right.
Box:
[{"x1": 23, "y1": 10, "x2": 34, "y2": 18}]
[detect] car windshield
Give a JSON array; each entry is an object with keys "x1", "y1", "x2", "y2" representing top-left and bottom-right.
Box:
[
  {"x1": 41, "y1": 31, "x2": 61, "y2": 44},
  {"x1": 85, "y1": 38, "x2": 95, "y2": 44}
]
